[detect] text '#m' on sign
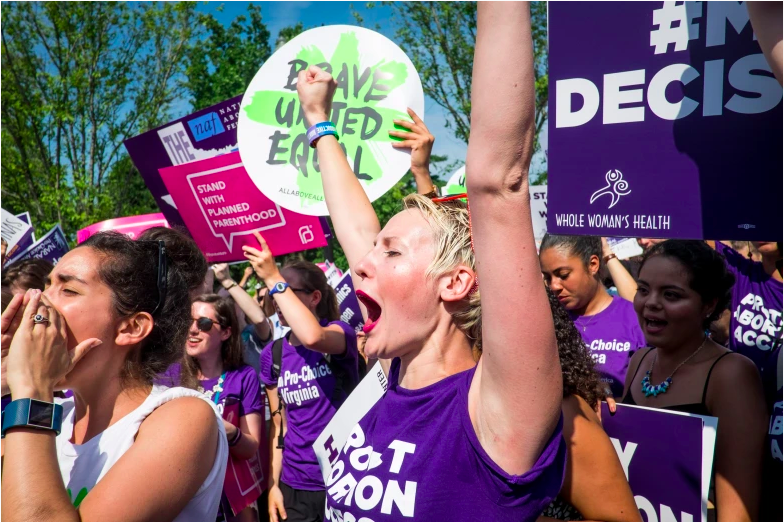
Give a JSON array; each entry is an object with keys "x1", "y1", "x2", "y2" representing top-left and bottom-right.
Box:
[
  {"x1": 237, "y1": 25, "x2": 425, "y2": 217},
  {"x1": 548, "y1": 2, "x2": 782, "y2": 241}
]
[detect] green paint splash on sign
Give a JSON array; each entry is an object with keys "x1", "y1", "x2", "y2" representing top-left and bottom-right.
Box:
[
  {"x1": 67, "y1": 487, "x2": 89, "y2": 507},
  {"x1": 244, "y1": 30, "x2": 410, "y2": 207}
]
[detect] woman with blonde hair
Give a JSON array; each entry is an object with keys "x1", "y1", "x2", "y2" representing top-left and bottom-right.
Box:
[{"x1": 295, "y1": 3, "x2": 565, "y2": 520}]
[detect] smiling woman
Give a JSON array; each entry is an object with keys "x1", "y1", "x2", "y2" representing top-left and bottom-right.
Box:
[
  {"x1": 1, "y1": 230, "x2": 228, "y2": 522},
  {"x1": 166, "y1": 294, "x2": 265, "y2": 522}
]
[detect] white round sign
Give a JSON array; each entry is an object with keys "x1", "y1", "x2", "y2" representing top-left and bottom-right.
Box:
[
  {"x1": 238, "y1": 25, "x2": 425, "y2": 216},
  {"x1": 443, "y1": 165, "x2": 549, "y2": 242},
  {"x1": 443, "y1": 166, "x2": 466, "y2": 195}
]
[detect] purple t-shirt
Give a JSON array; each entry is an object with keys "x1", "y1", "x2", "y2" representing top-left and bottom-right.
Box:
[
  {"x1": 324, "y1": 359, "x2": 565, "y2": 522},
  {"x1": 571, "y1": 296, "x2": 646, "y2": 397},
  {"x1": 157, "y1": 363, "x2": 263, "y2": 418},
  {"x1": 259, "y1": 320, "x2": 358, "y2": 491},
  {"x1": 716, "y1": 242, "x2": 783, "y2": 371}
]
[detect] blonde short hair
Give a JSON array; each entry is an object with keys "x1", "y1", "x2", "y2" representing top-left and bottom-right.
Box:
[{"x1": 401, "y1": 194, "x2": 482, "y2": 349}]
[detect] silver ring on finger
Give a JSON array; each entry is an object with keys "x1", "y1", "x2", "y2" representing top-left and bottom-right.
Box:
[{"x1": 32, "y1": 313, "x2": 50, "y2": 325}]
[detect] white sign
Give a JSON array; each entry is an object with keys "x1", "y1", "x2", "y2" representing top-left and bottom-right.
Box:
[
  {"x1": 313, "y1": 364, "x2": 389, "y2": 484},
  {"x1": 607, "y1": 237, "x2": 644, "y2": 260},
  {"x1": 443, "y1": 167, "x2": 548, "y2": 243},
  {"x1": 1, "y1": 208, "x2": 34, "y2": 264},
  {"x1": 238, "y1": 25, "x2": 425, "y2": 216}
]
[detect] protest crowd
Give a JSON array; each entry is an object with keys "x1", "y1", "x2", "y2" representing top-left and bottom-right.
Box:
[{"x1": 0, "y1": 2, "x2": 782, "y2": 522}]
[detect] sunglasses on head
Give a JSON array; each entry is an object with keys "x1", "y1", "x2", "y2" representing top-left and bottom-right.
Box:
[
  {"x1": 431, "y1": 192, "x2": 467, "y2": 203},
  {"x1": 192, "y1": 317, "x2": 222, "y2": 333}
]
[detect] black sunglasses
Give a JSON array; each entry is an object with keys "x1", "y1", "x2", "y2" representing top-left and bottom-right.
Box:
[{"x1": 192, "y1": 317, "x2": 222, "y2": 333}]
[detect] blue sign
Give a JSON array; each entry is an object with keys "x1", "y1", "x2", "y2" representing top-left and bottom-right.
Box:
[{"x1": 187, "y1": 112, "x2": 225, "y2": 142}]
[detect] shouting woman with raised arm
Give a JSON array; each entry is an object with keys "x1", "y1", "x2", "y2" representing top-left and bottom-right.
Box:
[{"x1": 296, "y1": 3, "x2": 565, "y2": 521}]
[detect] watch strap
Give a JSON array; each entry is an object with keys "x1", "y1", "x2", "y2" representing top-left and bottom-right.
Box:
[
  {"x1": 1, "y1": 398, "x2": 63, "y2": 438},
  {"x1": 269, "y1": 282, "x2": 289, "y2": 297}
]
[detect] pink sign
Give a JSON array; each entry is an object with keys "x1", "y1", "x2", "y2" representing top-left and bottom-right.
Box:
[
  {"x1": 76, "y1": 213, "x2": 169, "y2": 244},
  {"x1": 159, "y1": 152, "x2": 327, "y2": 263},
  {"x1": 222, "y1": 400, "x2": 266, "y2": 516}
]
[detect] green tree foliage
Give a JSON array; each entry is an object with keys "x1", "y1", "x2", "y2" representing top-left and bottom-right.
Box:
[
  {"x1": 185, "y1": 4, "x2": 271, "y2": 110},
  {"x1": 1, "y1": 2, "x2": 199, "y2": 237},
  {"x1": 276, "y1": 22, "x2": 305, "y2": 49},
  {"x1": 362, "y1": 1, "x2": 548, "y2": 156}
]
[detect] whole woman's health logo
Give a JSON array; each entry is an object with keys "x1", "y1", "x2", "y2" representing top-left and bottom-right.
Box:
[{"x1": 590, "y1": 169, "x2": 631, "y2": 209}]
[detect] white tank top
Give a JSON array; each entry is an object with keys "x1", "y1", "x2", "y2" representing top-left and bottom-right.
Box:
[{"x1": 56, "y1": 385, "x2": 228, "y2": 520}]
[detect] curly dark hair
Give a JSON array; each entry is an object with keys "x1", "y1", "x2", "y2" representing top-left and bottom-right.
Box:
[
  {"x1": 476, "y1": 285, "x2": 604, "y2": 408},
  {"x1": 137, "y1": 226, "x2": 208, "y2": 292},
  {"x1": 546, "y1": 287, "x2": 604, "y2": 408},
  {"x1": 640, "y1": 240, "x2": 735, "y2": 329},
  {"x1": 79, "y1": 229, "x2": 205, "y2": 384},
  {"x1": 1, "y1": 258, "x2": 53, "y2": 292}
]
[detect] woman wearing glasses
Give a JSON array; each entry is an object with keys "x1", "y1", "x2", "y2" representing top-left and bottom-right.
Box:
[
  {"x1": 175, "y1": 294, "x2": 264, "y2": 522},
  {"x1": 1, "y1": 230, "x2": 228, "y2": 521},
  {"x1": 243, "y1": 232, "x2": 359, "y2": 522}
]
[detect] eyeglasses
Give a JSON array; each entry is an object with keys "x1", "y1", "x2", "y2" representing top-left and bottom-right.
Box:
[{"x1": 192, "y1": 317, "x2": 222, "y2": 333}]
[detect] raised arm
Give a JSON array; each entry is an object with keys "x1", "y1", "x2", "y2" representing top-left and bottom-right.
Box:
[
  {"x1": 466, "y1": 1, "x2": 562, "y2": 475},
  {"x1": 389, "y1": 108, "x2": 438, "y2": 196},
  {"x1": 213, "y1": 263, "x2": 272, "y2": 341},
  {"x1": 296, "y1": 67, "x2": 379, "y2": 272},
  {"x1": 244, "y1": 232, "x2": 347, "y2": 355},
  {"x1": 602, "y1": 238, "x2": 638, "y2": 302}
]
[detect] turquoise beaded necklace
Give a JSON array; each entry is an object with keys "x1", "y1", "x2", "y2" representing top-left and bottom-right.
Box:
[{"x1": 641, "y1": 337, "x2": 707, "y2": 397}]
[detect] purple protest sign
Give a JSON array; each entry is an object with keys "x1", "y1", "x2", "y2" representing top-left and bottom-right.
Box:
[
  {"x1": 159, "y1": 152, "x2": 327, "y2": 263},
  {"x1": 9, "y1": 224, "x2": 70, "y2": 266},
  {"x1": 124, "y1": 96, "x2": 243, "y2": 227},
  {"x1": 13, "y1": 212, "x2": 36, "y2": 253},
  {"x1": 601, "y1": 403, "x2": 717, "y2": 522},
  {"x1": 548, "y1": 2, "x2": 782, "y2": 240},
  {"x1": 333, "y1": 271, "x2": 364, "y2": 333},
  {"x1": 2, "y1": 209, "x2": 35, "y2": 266}
]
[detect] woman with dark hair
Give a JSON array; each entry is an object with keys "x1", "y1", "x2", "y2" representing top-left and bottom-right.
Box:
[
  {"x1": 540, "y1": 234, "x2": 646, "y2": 398},
  {"x1": 1, "y1": 258, "x2": 54, "y2": 295},
  {"x1": 623, "y1": 240, "x2": 767, "y2": 522},
  {"x1": 541, "y1": 288, "x2": 641, "y2": 522},
  {"x1": 243, "y1": 233, "x2": 358, "y2": 522},
  {"x1": 138, "y1": 226, "x2": 211, "y2": 298},
  {"x1": 179, "y1": 294, "x2": 264, "y2": 522},
  {"x1": 1, "y1": 230, "x2": 228, "y2": 521}
]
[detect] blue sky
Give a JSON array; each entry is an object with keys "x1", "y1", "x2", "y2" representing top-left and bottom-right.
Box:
[{"x1": 194, "y1": 1, "x2": 546, "y2": 178}]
